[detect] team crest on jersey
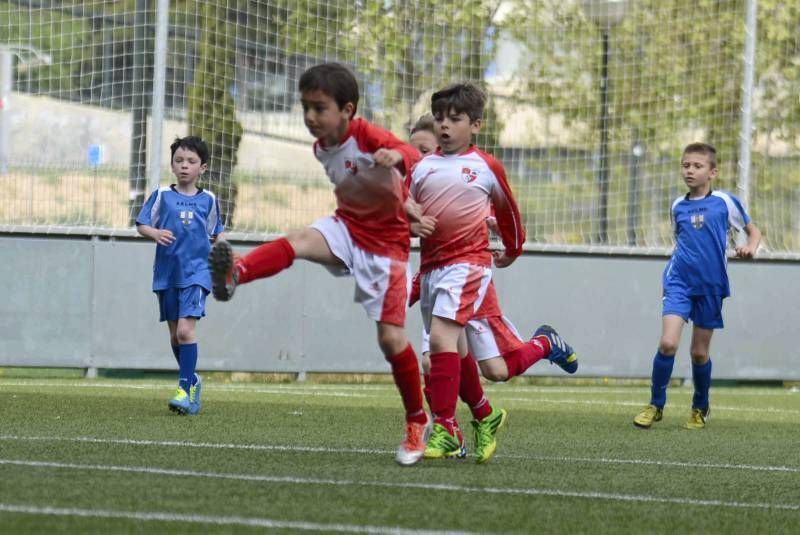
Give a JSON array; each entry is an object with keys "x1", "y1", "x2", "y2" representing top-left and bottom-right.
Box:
[
  {"x1": 345, "y1": 159, "x2": 359, "y2": 175},
  {"x1": 461, "y1": 167, "x2": 478, "y2": 183},
  {"x1": 691, "y1": 213, "x2": 704, "y2": 229},
  {"x1": 180, "y1": 210, "x2": 194, "y2": 225}
]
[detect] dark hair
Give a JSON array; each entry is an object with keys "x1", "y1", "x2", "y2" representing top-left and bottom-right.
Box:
[
  {"x1": 170, "y1": 136, "x2": 209, "y2": 165},
  {"x1": 431, "y1": 82, "x2": 485, "y2": 122},
  {"x1": 299, "y1": 62, "x2": 359, "y2": 118},
  {"x1": 410, "y1": 113, "x2": 435, "y2": 135},
  {"x1": 683, "y1": 142, "x2": 717, "y2": 169}
]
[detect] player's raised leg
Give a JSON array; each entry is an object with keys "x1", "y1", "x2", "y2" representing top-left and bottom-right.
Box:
[{"x1": 534, "y1": 324, "x2": 578, "y2": 374}]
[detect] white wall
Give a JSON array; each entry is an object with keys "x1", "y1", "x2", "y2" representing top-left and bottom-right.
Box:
[{"x1": 0, "y1": 234, "x2": 796, "y2": 380}]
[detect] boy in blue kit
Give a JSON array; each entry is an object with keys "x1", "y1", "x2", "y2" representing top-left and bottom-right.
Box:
[
  {"x1": 633, "y1": 143, "x2": 761, "y2": 430},
  {"x1": 136, "y1": 136, "x2": 224, "y2": 415}
]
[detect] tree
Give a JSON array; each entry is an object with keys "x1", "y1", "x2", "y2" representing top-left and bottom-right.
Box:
[
  {"x1": 503, "y1": 0, "x2": 750, "y2": 179},
  {"x1": 187, "y1": 0, "x2": 243, "y2": 227},
  {"x1": 275, "y1": 0, "x2": 503, "y2": 148}
]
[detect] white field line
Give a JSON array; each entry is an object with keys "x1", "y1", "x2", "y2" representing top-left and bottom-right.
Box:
[
  {"x1": 0, "y1": 459, "x2": 797, "y2": 513},
  {"x1": 1, "y1": 382, "x2": 796, "y2": 413},
  {"x1": 499, "y1": 397, "x2": 800, "y2": 415},
  {"x1": 0, "y1": 381, "x2": 375, "y2": 397},
  {"x1": 0, "y1": 503, "x2": 466, "y2": 534},
  {"x1": 1, "y1": 381, "x2": 797, "y2": 397},
  {"x1": 1, "y1": 435, "x2": 797, "y2": 474}
]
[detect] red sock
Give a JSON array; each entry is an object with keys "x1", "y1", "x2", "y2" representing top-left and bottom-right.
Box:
[
  {"x1": 428, "y1": 352, "x2": 460, "y2": 432},
  {"x1": 502, "y1": 337, "x2": 550, "y2": 378},
  {"x1": 387, "y1": 344, "x2": 426, "y2": 425},
  {"x1": 423, "y1": 373, "x2": 432, "y2": 413},
  {"x1": 238, "y1": 237, "x2": 295, "y2": 284},
  {"x1": 459, "y1": 353, "x2": 492, "y2": 421}
]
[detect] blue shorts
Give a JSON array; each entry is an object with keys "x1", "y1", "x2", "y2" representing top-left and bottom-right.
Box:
[
  {"x1": 157, "y1": 286, "x2": 208, "y2": 322},
  {"x1": 662, "y1": 284, "x2": 724, "y2": 329}
]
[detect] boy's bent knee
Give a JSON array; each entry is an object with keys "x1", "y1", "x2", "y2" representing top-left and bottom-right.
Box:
[
  {"x1": 658, "y1": 339, "x2": 679, "y2": 356},
  {"x1": 377, "y1": 324, "x2": 408, "y2": 357},
  {"x1": 482, "y1": 369, "x2": 509, "y2": 382},
  {"x1": 478, "y1": 359, "x2": 509, "y2": 382}
]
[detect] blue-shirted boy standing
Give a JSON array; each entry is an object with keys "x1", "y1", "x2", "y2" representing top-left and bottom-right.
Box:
[
  {"x1": 136, "y1": 136, "x2": 224, "y2": 415},
  {"x1": 634, "y1": 142, "x2": 761, "y2": 430}
]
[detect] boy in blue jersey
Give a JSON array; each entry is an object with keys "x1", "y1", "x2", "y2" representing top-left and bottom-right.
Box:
[
  {"x1": 136, "y1": 136, "x2": 225, "y2": 415},
  {"x1": 634, "y1": 143, "x2": 760, "y2": 430}
]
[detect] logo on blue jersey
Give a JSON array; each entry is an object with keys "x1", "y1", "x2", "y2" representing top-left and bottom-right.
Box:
[
  {"x1": 691, "y1": 213, "x2": 704, "y2": 229},
  {"x1": 180, "y1": 210, "x2": 194, "y2": 225}
]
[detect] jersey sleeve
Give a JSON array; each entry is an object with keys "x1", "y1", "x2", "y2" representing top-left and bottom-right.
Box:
[
  {"x1": 356, "y1": 119, "x2": 421, "y2": 176},
  {"x1": 135, "y1": 188, "x2": 161, "y2": 227},
  {"x1": 725, "y1": 193, "x2": 750, "y2": 231},
  {"x1": 206, "y1": 192, "x2": 224, "y2": 237},
  {"x1": 486, "y1": 156, "x2": 526, "y2": 257}
]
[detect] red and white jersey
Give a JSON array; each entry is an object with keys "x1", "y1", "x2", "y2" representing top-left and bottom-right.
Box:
[
  {"x1": 313, "y1": 118, "x2": 420, "y2": 260},
  {"x1": 409, "y1": 145, "x2": 525, "y2": 272}
]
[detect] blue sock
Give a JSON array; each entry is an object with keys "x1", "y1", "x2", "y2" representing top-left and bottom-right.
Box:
[
  {"x1": 691, "y1": 360, "x2": 712, "y2": 410},
  {"x1": 178, "y1": 343, "x2": 198, "y2": 395},
  {"x1": 171, "y1": 344, "x2": 180, "y2": 365},
  {"x1": 649, "y1": 350, "x2": 675, "y2": 409}
]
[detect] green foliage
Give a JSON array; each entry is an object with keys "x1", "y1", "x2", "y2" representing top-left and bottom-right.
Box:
[
  {"x1": 275, "y1": 0, "x2": 504, "y2": 147},
  {"x1": 187, "y1": 0, "x2": 244, "y2": 227},
  {"x1": 503, "y1": 0, "x2": 751, "y2": 177}
]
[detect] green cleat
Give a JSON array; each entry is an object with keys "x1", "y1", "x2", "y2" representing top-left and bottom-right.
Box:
[
  {"x1": 424, "y1": 423, "x2": 465, "y2": 460},
  {"x1": 684, "y1": 407, "x2": 709, "y2": 430},
  {"x1": 633, "y1": 404, "x2": 663, "y2": 429},
  {"x1": 472, "y1": 408, "x2": 508, "y2": 464}
]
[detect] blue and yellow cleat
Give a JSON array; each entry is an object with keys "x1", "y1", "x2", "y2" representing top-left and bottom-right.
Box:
[
  {"x1": 168, "y1": 387, "x2": 192, "y2": 415},
  {"x1": 187, "y1": 374, "x2": 202, "y2": 415},
  {"x1": 534, "y1": 324, "x2": 578, "y2": 374}
]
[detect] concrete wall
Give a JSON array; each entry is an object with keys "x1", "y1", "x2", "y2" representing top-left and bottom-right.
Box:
[{"x1": 0, "y1": 234, "x2": 797, "y2": 380}]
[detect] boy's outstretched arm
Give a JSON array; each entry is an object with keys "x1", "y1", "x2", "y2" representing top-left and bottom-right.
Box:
[{"x1": 735, "y1": 222, "x2": 762, "y2": 258}]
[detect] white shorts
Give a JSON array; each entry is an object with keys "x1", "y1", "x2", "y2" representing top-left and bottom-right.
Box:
[
  {"x1": 419, "y1": 263, "x2": 492, "y2": 331},
  {"x1": 420, "y1": 316, "x2": 524, "y2": 361},
  {"x1": 312, "y1": 215, "x2": 410, "y2": 326},
  {"x1": 419, "y1": 274, "x2": 525, "y2": 361}
]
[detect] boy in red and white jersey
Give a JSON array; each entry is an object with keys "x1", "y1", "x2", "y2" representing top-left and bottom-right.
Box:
[
  {"x1": 409, "y1": 83, "x2": 578, "y2": 463},
  {"x1": 209, "y1": 62, "x2": 433, "y2": 466}
]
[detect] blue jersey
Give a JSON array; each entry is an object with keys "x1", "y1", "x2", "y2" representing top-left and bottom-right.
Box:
[
  {"x1": 663, "y1": 190, "x2": 750, "y2": 297},
  {"x1": 136, "y1": 185, "x2": 224, "y2": 292}
]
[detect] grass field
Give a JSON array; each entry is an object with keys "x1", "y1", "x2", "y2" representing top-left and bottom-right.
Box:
[{"x1": 0, "y1": 378, "x2": 798, "y2": 533}]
